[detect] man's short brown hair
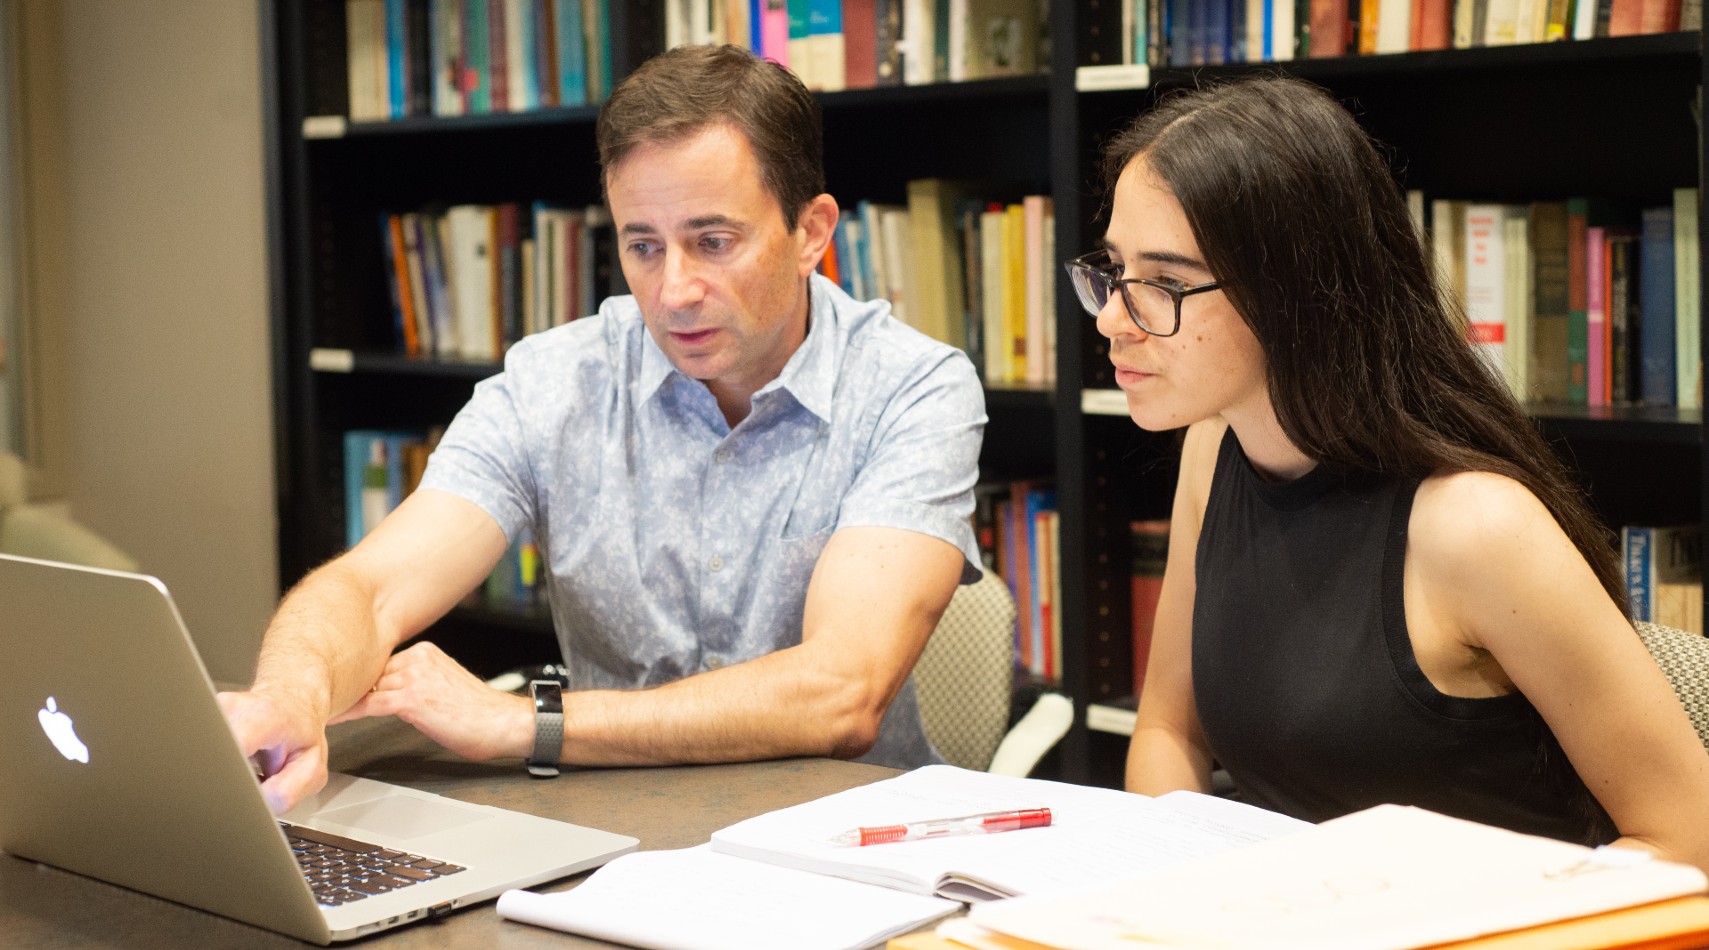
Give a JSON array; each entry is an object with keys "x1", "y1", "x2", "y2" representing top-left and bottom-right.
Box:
[{"x1": 596, "y1": 45, "x2": 825, "y2": 229}]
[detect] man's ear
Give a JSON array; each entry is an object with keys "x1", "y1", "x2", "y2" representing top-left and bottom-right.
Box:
[{"x1": 795, "y1": 194, "x2": 840, "y2": 278}]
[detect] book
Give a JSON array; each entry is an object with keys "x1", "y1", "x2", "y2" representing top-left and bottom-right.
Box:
[
  {"x1": 1606, "y1": 233, "x2": 1637, "y2": 404},
  {"x1": 907, "y1": 179, "x2": 972, "y2": 349},
  {"x1": 1463, "y1": 203, "x2": 1512, "y2": 391},
  {"x1": 1130, "y1": 519, "x2": 1169, "y2": 696},
  {"x1": 1676, "y1": 188, "x2": 1702, "y2": 411},
  {"x1": 968, "y1": 803, "x2": 1709, "y2": 950},
  {"x1": 706, "y1": 764, "x2": 1310, "y2": 902},
  {"x1": 1625, "y1": 525, "x2": 1702, "y2": 625},
  {"x1": 1641, "y1": 204, "x2": 1677, "y2": 406},
  {"x1": 500, "y1": 844, "x2": 959, "y2": 950},
  {"x1": 1528, "y1": 201, "x2": 1570, "y2": 403}
]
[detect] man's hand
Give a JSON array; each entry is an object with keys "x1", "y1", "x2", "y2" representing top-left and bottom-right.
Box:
[
  {"x1": 217, "y1": 689, "x2": 332, "y2": 816},
  {"x1": 330, "y1": 641, "x2": 534, "y2": 762}
]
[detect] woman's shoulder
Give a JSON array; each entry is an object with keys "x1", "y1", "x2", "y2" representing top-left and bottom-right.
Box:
[{"x1": 1411, "y1": 469, "x2": 1565, "y2": 588}]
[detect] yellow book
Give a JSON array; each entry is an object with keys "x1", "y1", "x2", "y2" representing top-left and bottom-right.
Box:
[
  {"x1": 1002, "y1": 204, "x2": 1027, "y2": 382},
  {"x1": 906, "y1": 179, "x2": 970, "y2": 349}
]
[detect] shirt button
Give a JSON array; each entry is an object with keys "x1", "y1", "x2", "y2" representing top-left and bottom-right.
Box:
[
  {"x1": 714, "y1": 449, "x2": 730, "y2": 464},
  {"x1": 708, "y1": 556, "x2": 724, "y2": 572},
  {"x1": 706, "y1": 656, "x2": 726, "y2": 670}
]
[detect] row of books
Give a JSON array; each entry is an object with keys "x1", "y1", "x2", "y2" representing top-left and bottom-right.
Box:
[
  {"x1": 1625, "y1": 524, "x2": 1703, "y2": 635},
  {"x1": 1426, "y1": 189, "x2": 1701, "y2": 410},
  {"x1": 972, "y1": 481, "x2": 1061, "y2": 681},
  {"x1": 376, "y1": 187, "x2": 1053, "y2": 384},
  {"x1": 663, "y1": 0, "x2": 1044, "y2": 90},
  {"x1": 346, "y1": 0, "x2": 615, "y2": 121},
  {"x1": 380, "y1": 203, "x2": 623, "y2": 361},
  {"x1": 820, "y1": 187, "x2": 1057, "y2": 386},
  {"x1": 1111, "y1": 0, "x2": 1694, "y2": 68},
  {"x1": 342, "y1": 0, "x2": 1044, "y2": 123},
  {"x1": 341, "y1": 427, "x2": 543, "y2": 607}
]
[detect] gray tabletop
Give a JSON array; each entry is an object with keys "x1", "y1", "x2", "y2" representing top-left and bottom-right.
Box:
[{"x1": 0, "y1": 715, "x2": 898, "y2": 949}]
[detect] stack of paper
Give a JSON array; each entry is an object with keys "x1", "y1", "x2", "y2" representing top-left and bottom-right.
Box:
[{"x1": 951, "y1": 804, "x2": 1709, "y2": 950}]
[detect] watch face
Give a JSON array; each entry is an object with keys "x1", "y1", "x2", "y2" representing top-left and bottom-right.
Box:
[{"x1": 531, "y1": 680, "x2": 564, "y2": 714}]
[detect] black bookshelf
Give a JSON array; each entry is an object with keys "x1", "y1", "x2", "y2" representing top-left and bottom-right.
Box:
[{"x1": 263, "y1": 0, "x2": 1709, "y2": 788}]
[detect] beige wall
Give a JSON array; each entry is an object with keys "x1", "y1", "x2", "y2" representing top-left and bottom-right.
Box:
[{"x1": 20, "y1": 0, "x2": 277, "y2": 682}]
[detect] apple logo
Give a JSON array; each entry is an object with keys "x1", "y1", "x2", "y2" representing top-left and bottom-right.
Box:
[{"x1": 38, "y1": 696, "x2": 89, "y2": 764}]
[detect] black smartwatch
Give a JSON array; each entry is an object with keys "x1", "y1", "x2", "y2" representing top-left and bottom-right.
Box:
[{"x1": 527, "y1": 679, "x2": 564, "y2": 778}]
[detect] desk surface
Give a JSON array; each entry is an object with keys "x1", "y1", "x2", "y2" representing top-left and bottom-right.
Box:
[{"x1": 1, "y1": 716, "x2": 898, "y2": 949}]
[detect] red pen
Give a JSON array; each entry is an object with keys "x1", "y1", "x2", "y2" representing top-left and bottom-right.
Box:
[{"x1": 829, "y1": 807, "x2": 1053, "y2": 846}]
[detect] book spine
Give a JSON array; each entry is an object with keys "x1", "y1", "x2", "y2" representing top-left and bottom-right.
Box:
[
  {"x1": 1587, "y1": 225, "x2": 1606, "y2": 406},
  {"x1": 1640, "y1": 205, "x2": 1677, "y2": 406}
]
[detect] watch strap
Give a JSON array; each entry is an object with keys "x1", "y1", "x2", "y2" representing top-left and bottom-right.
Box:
[{"x1": 527, "y1": 679, "x2": 564, "y2": 778}]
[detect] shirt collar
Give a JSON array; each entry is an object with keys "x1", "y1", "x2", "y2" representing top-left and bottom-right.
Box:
[{"x1": 636, "y1": 273, "x2": 839, "y2": 423}]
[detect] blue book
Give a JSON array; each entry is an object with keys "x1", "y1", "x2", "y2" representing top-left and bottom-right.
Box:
[
  {"x1": 553, "y1": 0, "x2": 586, "y2": 104},
  {"x1": 344, "y1": 430, "x2": 423, "y2": 549},
  {"x1": 385, "y1": 0, "x2": 409, "y2": 118},
  {"x1": 831, "y1": 217, "x2": 855, "y2": 296},
  {"x1": 750, "y1": 0, "x2": 766, "y2": 52},
  {"x1": 1168, "y1": 0, "x2": 1192, "y2": 65},
  {"x1": 1640, "y1": 205, "x2": 1677, "y2": 406},
  {"x1": 1624, "y1": 526, "x2": 1653, "y2": 623},
  {"x1": 1023, "y1": 488, "x2": 1057, "y2": 675}
]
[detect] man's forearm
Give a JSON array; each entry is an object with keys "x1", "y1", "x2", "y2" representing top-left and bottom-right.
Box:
[
  {"x1": 549, "y1": 642, "x2": 890, "y2": 766},
  {"x1": 252, "y1": 563, "x2": 395, "y2": 722}
]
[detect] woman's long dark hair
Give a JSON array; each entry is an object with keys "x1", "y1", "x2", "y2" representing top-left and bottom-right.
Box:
[{"x1": 1102, "y1": 75, "x2": 1626, "y2": 613}]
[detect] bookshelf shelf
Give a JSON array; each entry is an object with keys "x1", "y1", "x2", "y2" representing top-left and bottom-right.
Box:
[{"x1": 265, "y1": 0, "x2": 1707, "y2": 791}]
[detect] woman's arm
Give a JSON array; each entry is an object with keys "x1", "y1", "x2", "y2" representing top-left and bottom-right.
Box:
[
  {"x1": 1412, "y1": 471, "x2": 1709, "y2": 874},
  {"x1": 1126, "y1": 420, "x2": 1224, "y2": 795}
]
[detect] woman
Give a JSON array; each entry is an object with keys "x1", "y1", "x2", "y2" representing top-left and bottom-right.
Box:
[{"x1": 1073, "y1": 75, "x2": 1709, "y2": 871}]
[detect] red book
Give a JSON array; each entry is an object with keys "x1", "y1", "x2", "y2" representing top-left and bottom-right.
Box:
[
  {"x1": 488, "y1": 0, "x2": 510, "y2": 111},
  {"x1": 1608, "y1": 0, "x2": 1645, "y2": 33},
  {"x1": 1638, "y1": 0, "x2": 1682, "y2": 31},
  {"x1": 1130, "y1": 520, "x2": 1169, "y2": 696},
  {"x1": 1309, "y1": 0, "x2": 1351, "y2": 55},
  {"x1": 843, "y1": 0, "x2": 878, "y2": 88},
  {"x1": 1414, "y1": 0, "x2": 1452, "y2": 48}
]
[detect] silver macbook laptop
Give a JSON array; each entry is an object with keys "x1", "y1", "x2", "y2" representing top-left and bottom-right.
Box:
[{"x1": 0, "y1": 553, "x2": 638, "y2": 944}]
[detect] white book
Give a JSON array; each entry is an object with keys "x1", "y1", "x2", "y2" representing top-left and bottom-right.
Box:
[
  {"x1": 1503, "y1": 210, "x2": 1533, "y2": 400},
  {"x1": 1484, "y1": 0, "x2": 1522, "y2": 43},
  {"x1": 1375, "y1": 0, "x2": 1414, "y2": 52},
  {"x1": 1463, "y1": 203, "x2": 1509, "y2": 387},
  {"x1": 903, "y1": 0, "x2": 936, "y2": 83},
  {"x1": 445, "y1": 204, "x2": 497, "y2": 361},
  {"x1": 1675, "y1": 187, "x2": 1701, "y2": 410},
  {"x1": 1271, "y1": 0, "x2": 1297, "y2": 60},
  {"x1": 880, "y1": 207, "x2": 916, "y2": 326},
  {"x1": 707, "y1": 764, "x2": 1309, "y2": 902}
]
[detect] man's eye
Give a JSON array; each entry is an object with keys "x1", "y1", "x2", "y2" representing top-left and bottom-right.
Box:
[
  {"x1": 626, "y1": 241, "x2": 657, "y2": 257},
  {"x1": 701, "y1": 236, "x2": 731, "y2": 253}
]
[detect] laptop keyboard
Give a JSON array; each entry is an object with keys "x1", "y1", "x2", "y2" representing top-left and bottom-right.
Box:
[{"x1": 282, "y1": 822, "x2": 467, "y2": 907}]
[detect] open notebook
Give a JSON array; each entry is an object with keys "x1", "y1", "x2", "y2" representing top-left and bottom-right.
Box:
[{"x1": 496, "y1": 765, "x2": 1310, "y2": 950}]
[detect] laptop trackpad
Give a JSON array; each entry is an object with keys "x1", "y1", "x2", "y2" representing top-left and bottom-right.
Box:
[{"x1": 314, "y1": 794, "x2": 492, "y2": 841}]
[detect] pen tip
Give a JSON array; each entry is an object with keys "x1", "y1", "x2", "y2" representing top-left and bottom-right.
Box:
[{"x1": 828, "y1": 831, "x2": 859, "y2": 847}]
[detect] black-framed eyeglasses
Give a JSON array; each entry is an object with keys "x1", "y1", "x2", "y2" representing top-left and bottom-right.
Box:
[{"x1": 1063, "y1": 251, "x2": 1222, "y2": 337}]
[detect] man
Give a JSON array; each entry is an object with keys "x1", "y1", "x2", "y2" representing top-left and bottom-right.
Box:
[{"x1": 221, "y1": 44, "x2": 986, "y2": 815}]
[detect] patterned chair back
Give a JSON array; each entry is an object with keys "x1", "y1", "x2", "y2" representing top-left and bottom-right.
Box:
[
  {"x1": 1635, "y1": 621, "x2": 1709, "y2": 750},
  {"x1": 912, "y1": 572, "x2": 1017, "y2": 771}
]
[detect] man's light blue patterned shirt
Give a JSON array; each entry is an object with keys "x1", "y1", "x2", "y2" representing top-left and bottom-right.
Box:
[{"x1": 418, "y1": 274, "x2": 987, "y2": 768}]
